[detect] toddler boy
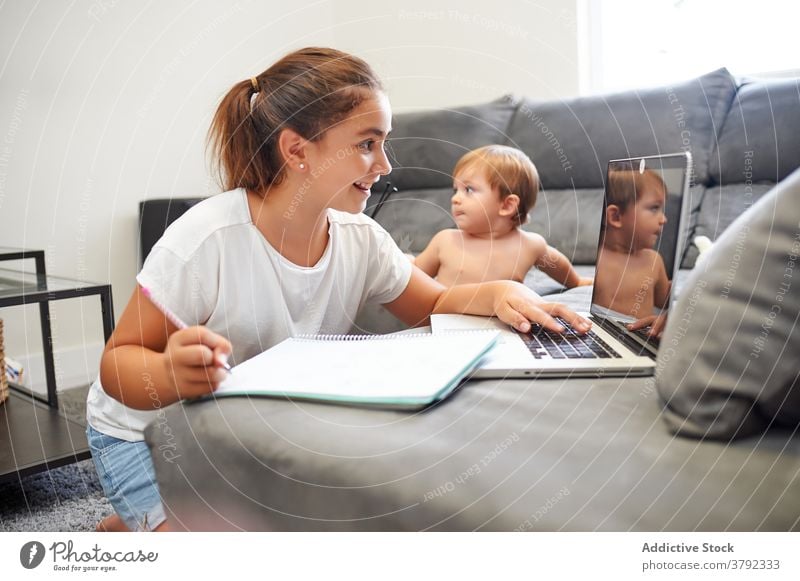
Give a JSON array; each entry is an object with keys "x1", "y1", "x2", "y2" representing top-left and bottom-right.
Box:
[{"x1": 414, "y1": 145, "x2": 592, "y2": 290}]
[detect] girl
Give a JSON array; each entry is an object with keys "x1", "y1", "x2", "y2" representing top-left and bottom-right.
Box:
[{"x1": 87, "y1": 47, "x2": 590, "y2": 532}]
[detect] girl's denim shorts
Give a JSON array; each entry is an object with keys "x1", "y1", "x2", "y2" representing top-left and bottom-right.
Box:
[{"x1": 86, "y1": 425, "x2": 167, "y2": 531}]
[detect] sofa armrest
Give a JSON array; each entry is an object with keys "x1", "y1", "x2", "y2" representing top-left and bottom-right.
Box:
[{"x1": 138, "y1": 198, "x2": 205, "y2": 266}]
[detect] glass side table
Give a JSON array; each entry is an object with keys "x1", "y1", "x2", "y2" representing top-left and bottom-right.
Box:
[
  {"x1": 0, "y1": 248, "x2": 115, "y2": 408},
  {"x1": 0, "y1": 247, "x2": 115, "y2": 483}
]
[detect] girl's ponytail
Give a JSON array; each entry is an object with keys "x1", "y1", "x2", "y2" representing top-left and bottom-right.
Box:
[
  {"x1": 208, "y1": 78, "x2": 275, "y2": 194},
  {"x1": 208, "y1": 47, "x2": 383, "y2": 194}
]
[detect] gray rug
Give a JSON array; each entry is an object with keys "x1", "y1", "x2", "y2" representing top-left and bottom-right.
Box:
[{"x1": 0, "y1": 386, "x2": 113, "y2": 532}]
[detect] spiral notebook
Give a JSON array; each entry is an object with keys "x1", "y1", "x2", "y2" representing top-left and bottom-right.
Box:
[{"x1": 213, "y1": 330, "x2": 500, "y2": 409}]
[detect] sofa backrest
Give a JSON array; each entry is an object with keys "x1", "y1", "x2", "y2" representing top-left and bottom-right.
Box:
[
  {"x1": 384, "y1": 97, "x2": 518, "y2": 192},
  {"x1": 687, "y1": 76, "x2": 800, "y2": 267},
  {"x1": 382, "y1": 68, "x2": 738, "y2": 194},
  {"x1": 709, "y1": 76, "x2": 800, "y2": 185},
  {"x1": 505, "y1": 68, "x2": 737, "y2": 189}
]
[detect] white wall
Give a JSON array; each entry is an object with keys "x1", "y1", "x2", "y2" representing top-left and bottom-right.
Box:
[
  {"x1": 0, "y1": 0, "x2": 578, "y2": 392},
  {"x1": 332, "y1": 0, "x2": 579, "y2": 112}
]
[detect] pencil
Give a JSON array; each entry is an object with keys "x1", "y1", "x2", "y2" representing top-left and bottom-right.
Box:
[{"x1": 140, "y1": 286, "x2": 232, "y2": 373}]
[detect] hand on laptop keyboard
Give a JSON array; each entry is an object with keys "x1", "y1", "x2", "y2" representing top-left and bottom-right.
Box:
[
  {"x1": 532, "y1": 309, "x2": 592, "y2": 335},
  {"x1": 521, "y1": 318, "x2": 621, "y2": 359},
  {"x1": 489, "y1": 281, "x2": 591, "y2": 335},
  {"x1": 627, "y1": 313, "x2": 667, "y2": 339}
]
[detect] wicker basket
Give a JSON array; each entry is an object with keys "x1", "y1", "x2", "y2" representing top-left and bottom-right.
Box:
[{"x1": 0, "y1": 318, "x2": 7, "y2": 405}]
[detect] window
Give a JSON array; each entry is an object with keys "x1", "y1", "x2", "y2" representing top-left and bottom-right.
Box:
[{"x1": 579, "y1": 0, "x2": 800, "y2": 94}]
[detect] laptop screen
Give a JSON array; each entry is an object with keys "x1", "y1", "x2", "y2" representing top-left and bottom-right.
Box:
[{"x1": 589, "y1": 153, "x2": 691, "y2": 329}]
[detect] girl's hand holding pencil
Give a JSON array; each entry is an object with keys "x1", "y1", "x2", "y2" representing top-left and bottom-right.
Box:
[
  {"x1": 141, "y1": 286, "x2": 233, "y2": 398},
  {"x1": 162, "y1": 326, "x2": 232, "y2": 398}
]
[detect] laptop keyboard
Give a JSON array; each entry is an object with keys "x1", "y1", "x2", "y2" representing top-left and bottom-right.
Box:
[
  {"x1": 519, "y1": 318, "x2": 622, "y2": 359},
  {"x1": 630, "y1": 326, "x2": 661, "y2": 347}
]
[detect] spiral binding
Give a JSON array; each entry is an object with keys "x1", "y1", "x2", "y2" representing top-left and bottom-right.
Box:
[
  {"x1": 295, "y1": 333, "x2": 431, "y2": 341},
  {"x1": 295, "y1": 330, "x2": 495, "y2": 342}
]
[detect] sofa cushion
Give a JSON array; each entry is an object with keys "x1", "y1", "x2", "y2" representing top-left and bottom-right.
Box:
[
  {"x1": 371, "y1": 187, "x2": 455, "y2": 253},
  {"x1": 710, "y1": 77, "x2": 800, "y2": 185},
  {"x1": 694, "y1": 183, "x2": 775, "y2": 241},
  {"x1": 670, "y1": 185, "x2": 707, "y2": 269},
  {"x1": 656, "y1": 168, "x2": 800, "y2": 439},
  {"x1": 523, "y1": 187, "x2": 604, "y2": 265},
  {"x1": 385, "y1": 96, "x2": 518, "y2": 192},
  {"x1": 353, "y1": 302, "x2": 408, "y2": 335},
  {"x1": 681, "y1": 183, "x2": 774, "y2": 273},
  {"x1": 505, "y1": 68, "x2": 737, "y2": 190}
]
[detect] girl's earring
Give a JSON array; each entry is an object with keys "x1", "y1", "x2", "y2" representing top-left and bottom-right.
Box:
[{"x1": 299, "y1": 163, "x2": 305, "y2": 170}]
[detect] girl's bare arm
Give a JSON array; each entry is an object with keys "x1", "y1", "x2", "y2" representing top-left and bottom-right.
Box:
[
  {"x1": 383, "y1": 267, "x2": 591, "y2": 333},
  {"x1": 99, "y1": 285, "x2": 231, "y2": 410}
]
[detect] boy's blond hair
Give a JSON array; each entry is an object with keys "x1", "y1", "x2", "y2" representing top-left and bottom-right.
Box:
[
  {"x1": 606, "y1": 168, "x2": 667, "y2": 213},
  {"x1": 452, "y1": 145, "x2": 539, "y2": 226}
]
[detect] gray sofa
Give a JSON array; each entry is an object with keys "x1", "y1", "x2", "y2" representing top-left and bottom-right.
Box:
[{"x1": 146, "y1": 68, "x2": 800, "y2": 530}]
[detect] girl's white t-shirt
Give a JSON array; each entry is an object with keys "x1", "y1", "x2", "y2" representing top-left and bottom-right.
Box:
[{"x1": 87, "y1": 188, "x2": 413, "y2": 441}]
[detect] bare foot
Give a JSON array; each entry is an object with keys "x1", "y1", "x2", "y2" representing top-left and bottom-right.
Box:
[{"x1": 96, "y1": 513, "x2": 130, "y2": 532}]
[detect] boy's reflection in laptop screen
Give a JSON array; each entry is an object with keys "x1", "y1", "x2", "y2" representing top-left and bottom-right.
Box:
[{"x1": 591, "y1": 161, "x2": 685, "y2": 339}]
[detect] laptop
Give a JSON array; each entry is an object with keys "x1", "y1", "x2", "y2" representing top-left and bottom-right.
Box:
[{"x1": 431, "y1": 151, "x2": 693, "y2": 378}]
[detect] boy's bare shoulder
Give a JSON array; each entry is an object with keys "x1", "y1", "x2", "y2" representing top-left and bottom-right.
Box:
[
  {"x1": 641, "y1": 248, "x2": 666, "y2": 263},
  {"x1": 519, "y1": 229, "x2": 548, "y2": 251},
  {"x1": 641, "y1": 248, "x2": 668, "y2": 270},
  {"x1": 426, "y1": 229, "x2": 463, "y2": 251},
  {"x1": 434, "y1": 228, "x2": 462, "y2": 242}
]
